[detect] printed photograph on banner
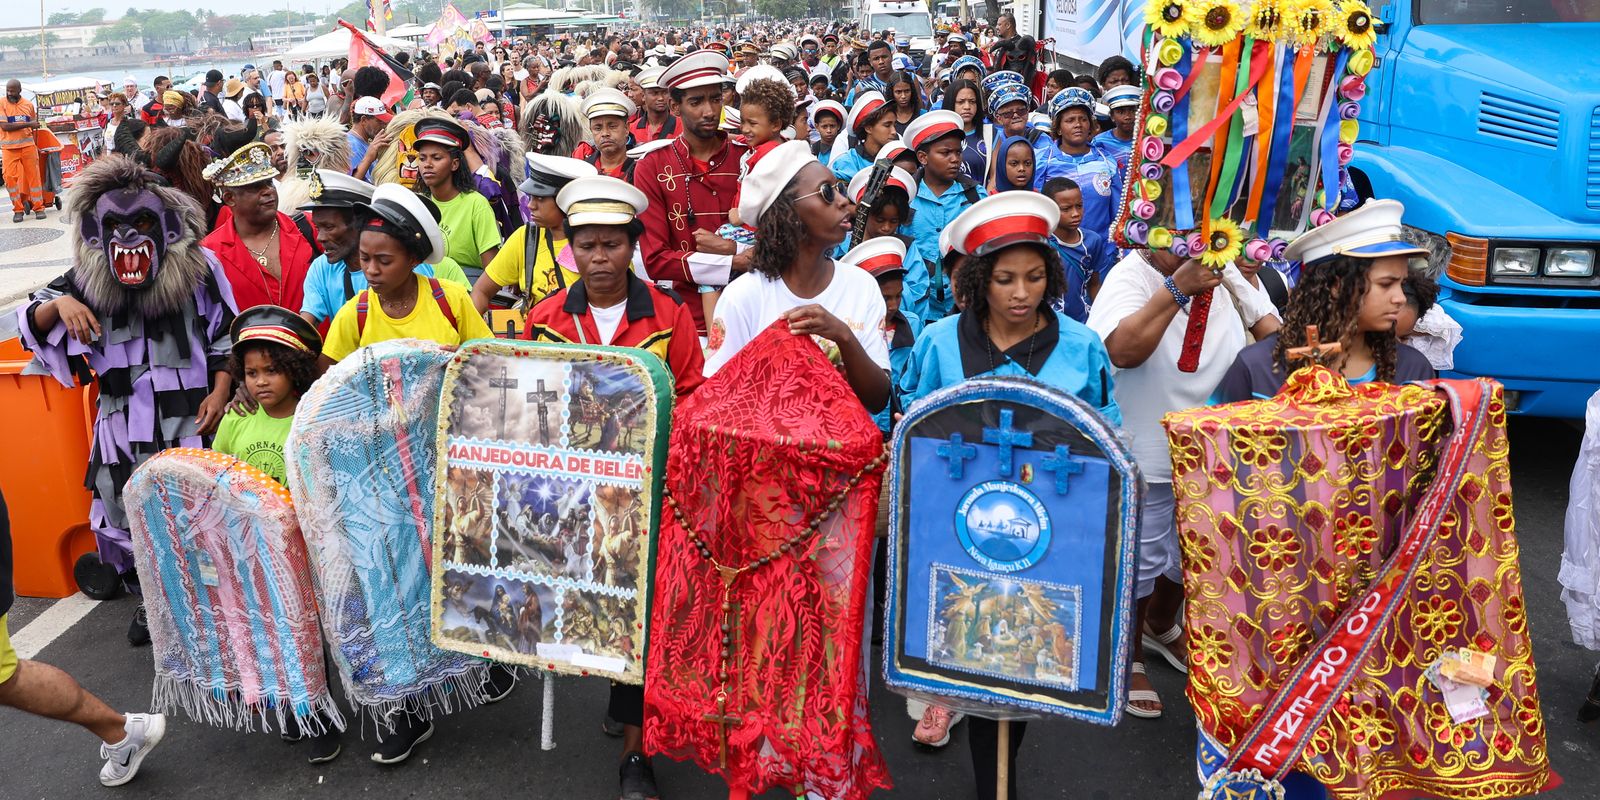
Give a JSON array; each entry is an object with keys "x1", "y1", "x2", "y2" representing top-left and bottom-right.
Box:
[
  {"x1": 1268, "y1": 126, "x2": 1318, "y2": 236},
  {"x1": 567, "y1": 361, "x2": 652, "y2": 452},
  {"x1": 441, "y1": 467, "x2": 494, "y2": 568},
  {"x1": 558, "y1": 591, "x2": 639, "y2": 671},
  {"x1": 494, "y1": 472, "x2": 593, "y2": 580},
  {"x1": 1149, "y1": 151, "x2": 1212, "y2": 229},
  {"x1": 590, "y1": 484, "x2": 646, "y2": 587},
  {"x1": 436, "y1": 569, "x2": 557, "y2": 656},
  {"x1": 1183, "y1": 56, "x2": 1224, "y2": 131},
  {"x1": 1294, "y1": 54, "x2": 1338, "y2": 123},
  {"x1": 928, "y1": 565, "x2": 1083, "y2": 691},
  {"x1": 449, "y1": 353, "x2": 569, "y2": 446}
]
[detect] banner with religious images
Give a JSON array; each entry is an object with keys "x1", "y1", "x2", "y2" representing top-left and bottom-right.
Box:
[
  {"x1": 429, "y1": 340, "x2": 673, "y2": 684},
  {"x1": 884, "y1": 377, "x2": 1143, "y2": 724}
]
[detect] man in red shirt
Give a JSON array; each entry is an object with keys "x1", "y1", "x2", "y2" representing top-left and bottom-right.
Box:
[
  {"x1": 626, "y1": 67, "x2": 678, "y2": 144},
  {"x1": 200, "y1": 142, "x2": 317, "y2": 311},
  {"x1": 631, "y1": 50, "x2": 748, "y2": 334},
  {"x1": 571, "y1": 88, "x2": 637, "y2": 181}
]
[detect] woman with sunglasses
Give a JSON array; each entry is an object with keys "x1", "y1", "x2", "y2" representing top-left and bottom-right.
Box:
[{"x1": 704, "y1": 139, "x2": 891, "y2": 415}]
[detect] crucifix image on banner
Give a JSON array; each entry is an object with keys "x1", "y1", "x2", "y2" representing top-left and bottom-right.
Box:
[{"x1": 430, "y1": 340, "x2": 674, "y2": 685}]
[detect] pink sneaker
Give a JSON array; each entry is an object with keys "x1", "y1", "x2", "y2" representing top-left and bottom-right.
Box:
[{"x1": 913, "y1": 704, "x2": 962, "y2": 747}]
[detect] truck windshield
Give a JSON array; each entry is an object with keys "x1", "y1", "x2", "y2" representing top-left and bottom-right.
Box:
[
  {"x1": 1417, "y1": 0, "x2": 1600, "y2": 24},
  {"x1": 869, "y1": 13, "x2": 934, "y2": 37}
]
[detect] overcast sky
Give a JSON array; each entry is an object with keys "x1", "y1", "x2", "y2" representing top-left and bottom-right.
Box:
[{"x1": 35, "y1": 1, "x2": 441, "y2": 21}]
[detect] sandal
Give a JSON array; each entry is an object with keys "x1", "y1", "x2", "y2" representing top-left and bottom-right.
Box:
[
  {"x1": 1125, "y1": 661, "x2": 1163, "y2": 719},
  {"x1": 1142, "y1": 622, "x2": 1189, "y2": 674}
]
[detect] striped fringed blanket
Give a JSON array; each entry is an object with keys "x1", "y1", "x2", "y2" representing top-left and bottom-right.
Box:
[
  {"x1": 286, "y1": 339, "x2": 490, "y2": 727},
  {"x1": 126, "y1": 448, "x2": 344, "y2": 735}
]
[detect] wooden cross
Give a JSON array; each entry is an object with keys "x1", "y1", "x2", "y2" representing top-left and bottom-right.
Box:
[
  {"x1": 488, "y1": 366, "x2": 519, "y2": 440},
  {"x1": 525, "y1": 378, "x2": 561, "y2": 444},
  {"x1": 1286, "y1": 325, "x2": 1343, "y2": 367},
  {"x1": 703, "y1": 692, "x2": 743, "y2": 770}
]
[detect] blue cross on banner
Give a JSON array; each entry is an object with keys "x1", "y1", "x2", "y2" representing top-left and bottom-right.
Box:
[{"x1": 982, "y1": 409, "x2": 1033, "y2": 478}]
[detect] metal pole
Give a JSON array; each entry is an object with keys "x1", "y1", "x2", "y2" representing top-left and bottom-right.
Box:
[{"x1": 39, "y1": 0, "x2": 47, "y2": 78}]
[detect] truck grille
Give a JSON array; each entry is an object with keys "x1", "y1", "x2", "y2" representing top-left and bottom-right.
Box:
[
  {"x1": 1477, "y1": 92, "x2": 1560, "y2": 150},
  {"x1": 1589, "y1": 106, "x2": 1600, "y2": 210}
]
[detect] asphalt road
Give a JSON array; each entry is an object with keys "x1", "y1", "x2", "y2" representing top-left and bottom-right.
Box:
[{"x1": 3, "y1": 416, "x2": 1597, "y2": 800}]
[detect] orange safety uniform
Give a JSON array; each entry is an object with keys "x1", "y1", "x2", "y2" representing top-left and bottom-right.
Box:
[{"x1": 0, "y1": 95, "x2": 50, "y2": 214}]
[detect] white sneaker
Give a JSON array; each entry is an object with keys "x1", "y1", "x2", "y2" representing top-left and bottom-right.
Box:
[{"x1": 99, "y1": 713, "x2": 166, "y2": 787}]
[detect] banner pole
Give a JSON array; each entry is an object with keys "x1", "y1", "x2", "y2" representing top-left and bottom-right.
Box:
[{"x1": 996, "y1": 719, "x2": 1011, "y2": 800}]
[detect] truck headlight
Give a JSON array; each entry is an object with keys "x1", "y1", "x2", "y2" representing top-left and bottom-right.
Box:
[
  {"x1": 1544, "y1": 248, "x2": 1595, "y2": 277},
  {"x1": 1490, "y1": 247, "x2": 1539, "y2": 277}
]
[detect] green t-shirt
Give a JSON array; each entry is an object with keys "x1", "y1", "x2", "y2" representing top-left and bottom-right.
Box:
[
  {"x1": 212, "y1": 407, "x2": 296, "y2": 486},
  {"x1": 433, "y1": 191, "x2": 502, "y2": 280}
]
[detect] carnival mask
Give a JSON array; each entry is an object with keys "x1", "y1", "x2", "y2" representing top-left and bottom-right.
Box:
[
  {"x1": 398, "y1": 145, "x2": 422, "y2": 188},
  {"x1": 531, "y1": 112, "x2": 562, "y2": 153},
  {"x1": 81, "y1": 187, "x2": 183, "y2": 289}
]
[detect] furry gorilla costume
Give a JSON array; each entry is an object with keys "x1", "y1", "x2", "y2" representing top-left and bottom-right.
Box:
[{"x1": 17, "y1": 155, "x2": 238, "y2": 582}]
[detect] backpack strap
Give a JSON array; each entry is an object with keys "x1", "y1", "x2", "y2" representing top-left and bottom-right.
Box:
[
  {"x1": 290, "y1": 211, "x2": 323, "y2": 258},
  {"x1": 428, "y1": 277, "x2": 458, "y2": 329},
  {"x1": 955, "y1": 175, "x2": 981, "y2": 206},
  {"x1": 356, "y1": 288, "x2": 369, "y2": 338}
]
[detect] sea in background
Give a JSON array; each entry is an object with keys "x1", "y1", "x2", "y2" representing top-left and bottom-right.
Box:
[{"x1": 16, "y1": 61, "x2": 327, "y2": 93}]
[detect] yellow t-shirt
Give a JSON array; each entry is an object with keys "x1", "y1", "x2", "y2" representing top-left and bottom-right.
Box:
[
  {"x1": 323, "y1": 274, "x2": 493, "y2": 362},
  {"x1": 483, "y1": 224, "x2": 578, "y2": 308}
]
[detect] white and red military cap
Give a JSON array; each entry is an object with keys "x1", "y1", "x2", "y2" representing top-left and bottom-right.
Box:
[
  {"x1": 635, "y1": 66, "x2": 665, "y2": 90},
  {"x1": 946, "y1": 192, "x2": 1061, "y2": 257},
  {"x1": 846, "y1": 90, "x2": 888, "y2": 133},
  {"x1": 877, "y1": 139, "x2": 912, "y2": 164},
  {"x1": 811, "y1": 99, "x2": 846, "y2": 126},
  {"x1": 557, "y1": 175, "x2": 649, "y2": 227},
  {"x1": 1283, "y1": 199, "x2": 1430, "y2": 267},
  {"x1": 841, "y1": 236, "x2": 908, "y2": 281},
  {"x1": 847, "y1": 165, "x2": 915, "y2": 204},
  {"x1": 660, "y1": 50, "x2": 730, "y2": 90},
  {"x1": 902, "y1": 109, "x2": 965, "y2": 151}
]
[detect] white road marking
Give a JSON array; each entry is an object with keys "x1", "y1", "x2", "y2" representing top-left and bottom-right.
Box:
[{"x1": 9, "y1": 593, "x2": 101, "y2": 660}]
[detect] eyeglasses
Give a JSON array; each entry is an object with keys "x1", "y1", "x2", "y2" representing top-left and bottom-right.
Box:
[
  {"x1": 994, "y1": 106, "x2": 1027, "y2": 120},
  {"x1": 794, "y1": 180, "x2": 849, "y2": 205}
]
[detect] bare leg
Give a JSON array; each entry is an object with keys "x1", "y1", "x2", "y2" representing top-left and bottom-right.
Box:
[
  {"x1": 621, "y1": 723, "x2": 643, "y2": 759},
  {"x1": 1144, "y1": 575, "x2": 1188, "y2": 662},
  {"x1": 0, "y1": 660, "x2": 127, "y2": 743},
  {"x1": 1128, "y1": 596, "x2": 1160, "y2": 715}
]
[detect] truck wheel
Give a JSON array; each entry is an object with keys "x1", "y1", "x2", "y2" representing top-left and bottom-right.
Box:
[{"x1": 74, "y1": 552, "x2": 122, "y2": 600}]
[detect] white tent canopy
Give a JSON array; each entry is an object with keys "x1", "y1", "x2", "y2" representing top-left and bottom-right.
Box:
[{"x1": 273, "y1": 27, "x2": 416, "y2": 63}]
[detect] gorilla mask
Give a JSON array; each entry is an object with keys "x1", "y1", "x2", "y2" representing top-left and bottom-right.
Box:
[{"x1": 80, "y1": 187, "x2": 184, "y2": 290}]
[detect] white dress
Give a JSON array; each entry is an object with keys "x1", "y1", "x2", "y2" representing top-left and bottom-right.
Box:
[{"x1": 1560, "y1": 388, "x2": 1600, "y2": 650}]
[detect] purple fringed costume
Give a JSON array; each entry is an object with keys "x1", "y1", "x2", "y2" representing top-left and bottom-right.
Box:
[{"x1": 16, "y1": 253, "x2": 237, "y2": 575}]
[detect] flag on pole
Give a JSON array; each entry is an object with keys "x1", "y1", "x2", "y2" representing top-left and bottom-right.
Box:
[{"x1": 341, "y1": 20, "x2": 413, "y2": 109}]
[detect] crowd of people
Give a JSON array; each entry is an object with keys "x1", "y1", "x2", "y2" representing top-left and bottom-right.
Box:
[{"x1": 0, "y1": 14, "x2": 1472, "y2": 800}]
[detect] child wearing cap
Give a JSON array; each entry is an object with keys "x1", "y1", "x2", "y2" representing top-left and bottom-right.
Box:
[
  {"x1": 321, "y1": 184, "x2": 494, "y2": 366},
  {"x1": 903, "y1": 110, "x2": 988, "y2": 323},
  {"x1": 213, "y1": 306, "x2": 320, "y2": 488},
  {"x1": 828, "y1": 91, "x2": 898, "y2": 183},
  {"x1": 810, "y1": 100, "x2": 845, "y2": 166},
  {"x1": 899, "y1": 192, "x2": 1121, "y2": 798},
  {"x1": 1091, "y1": 84, "x2": 1142, "y2": 168},
  {"x1": 410, "y1": 118, "x2": 502, "y2": 285},
  {"x1": 1214, "y1": 200, "x2": 1436, "y2": 402},
  {"x1": 1043, "y1": 177, "x2": 1119, "y2": 323}
]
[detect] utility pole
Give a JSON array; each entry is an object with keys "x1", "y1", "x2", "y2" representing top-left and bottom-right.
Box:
[{"x1": 39, "y1": 0, "x2": 47, "y2": 78}]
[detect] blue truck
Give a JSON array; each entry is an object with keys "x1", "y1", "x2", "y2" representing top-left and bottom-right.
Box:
[{"x1": 1351, "y1": 0, "x2": 1600, "y2": 418}]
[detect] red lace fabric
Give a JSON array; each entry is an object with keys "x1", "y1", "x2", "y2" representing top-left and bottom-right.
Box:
[{"x1": 645, "y1": 322, "x2": 892, "y2": 799}]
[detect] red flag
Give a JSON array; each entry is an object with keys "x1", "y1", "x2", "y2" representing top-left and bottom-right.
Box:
[{"x1": 341, "y1": 20, "x2": 412, "y2": 109}]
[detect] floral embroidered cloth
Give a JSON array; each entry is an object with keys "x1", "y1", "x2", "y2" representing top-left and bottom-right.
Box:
[
  {"x1": 1163, "y1": 367, "x2": 1553, "y2": 799},
  {"x1": 645, "y1": 322, "x2": 892, "y2": 799}
]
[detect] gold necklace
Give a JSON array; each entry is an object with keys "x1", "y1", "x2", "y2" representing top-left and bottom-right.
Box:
[{"x1": 244, "y1": 221, "x2": 280, "y2": 267}]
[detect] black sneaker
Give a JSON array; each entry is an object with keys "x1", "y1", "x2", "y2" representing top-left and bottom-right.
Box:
[
  {"x1": 1580, "y1": 665, "x2": 1600, "y2": 723},
  {"x1": 601, "y1": 712, "x2": 625, "y2": 738},
  {"x1": 11, "y1": 213, "x2": 22, "y2": 223},
  {"x1": 482, "y1": 664, "x2": 517, "y2": 704},
  {"x1": 307, "y1": 729, "x2": 342, "y2": 764},
  {"x1": 619, "y1": 751, "x2": 660, "y2": 800},
  {"x1": 370, "y1": 715, "x2": 433, "y2": 765},
  {"x1": 34, "y1": 210, "x2": 46, "y2": 220},
  {"x1": 280, "y1": 716, "x2": 306, "y2": 743},
  {"x1": 127, "y1": 604, "x2": 150, "y2": 647}
]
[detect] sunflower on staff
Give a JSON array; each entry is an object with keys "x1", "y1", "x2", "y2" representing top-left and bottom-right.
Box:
[
  {"x1": 1201, "y1": 217, "x2": 1244, "y2": 270},
  {"x1": 1288, "y1": 0, "x2": 1336, "y2": 47},
  {"x1": 1187, "y1": 0, "x2": 1248, "y2": 48},
  {"x1": 1146, "y1": 0, "x2": 1192, "y2": 39},
  {"x1": 1246, "y1": 0, "x2": 1288, "y2": 41},
  {"x1": 1335, "y1": 0, "x2": 1379, "y2": 49}
]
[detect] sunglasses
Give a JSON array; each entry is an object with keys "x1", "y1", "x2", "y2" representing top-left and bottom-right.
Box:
[{"x1": 794, "y1": 179, "x2": 849, "y2": 205}]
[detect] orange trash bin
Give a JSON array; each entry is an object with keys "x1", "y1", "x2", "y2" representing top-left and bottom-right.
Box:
[{"x1": 0, "y1": 336, "x2": 98, "y2": 598}]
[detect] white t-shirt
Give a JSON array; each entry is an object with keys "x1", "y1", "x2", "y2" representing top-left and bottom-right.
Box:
[
  {"x1": 1085, "y1": 252, "x2": 1247, "y2": 483},
  {"x1": 704, "y1": 261, "x2": 891, "y2": 376},
  {"x1": 268, "y1": 70, "x2": 287, "y2": 100},
  {"x1": 590, "y1": 300, "x2": 626, "y2": 346},
  {"x1": 221, "y1": 98, "x2": 246, "y2": 123}
]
